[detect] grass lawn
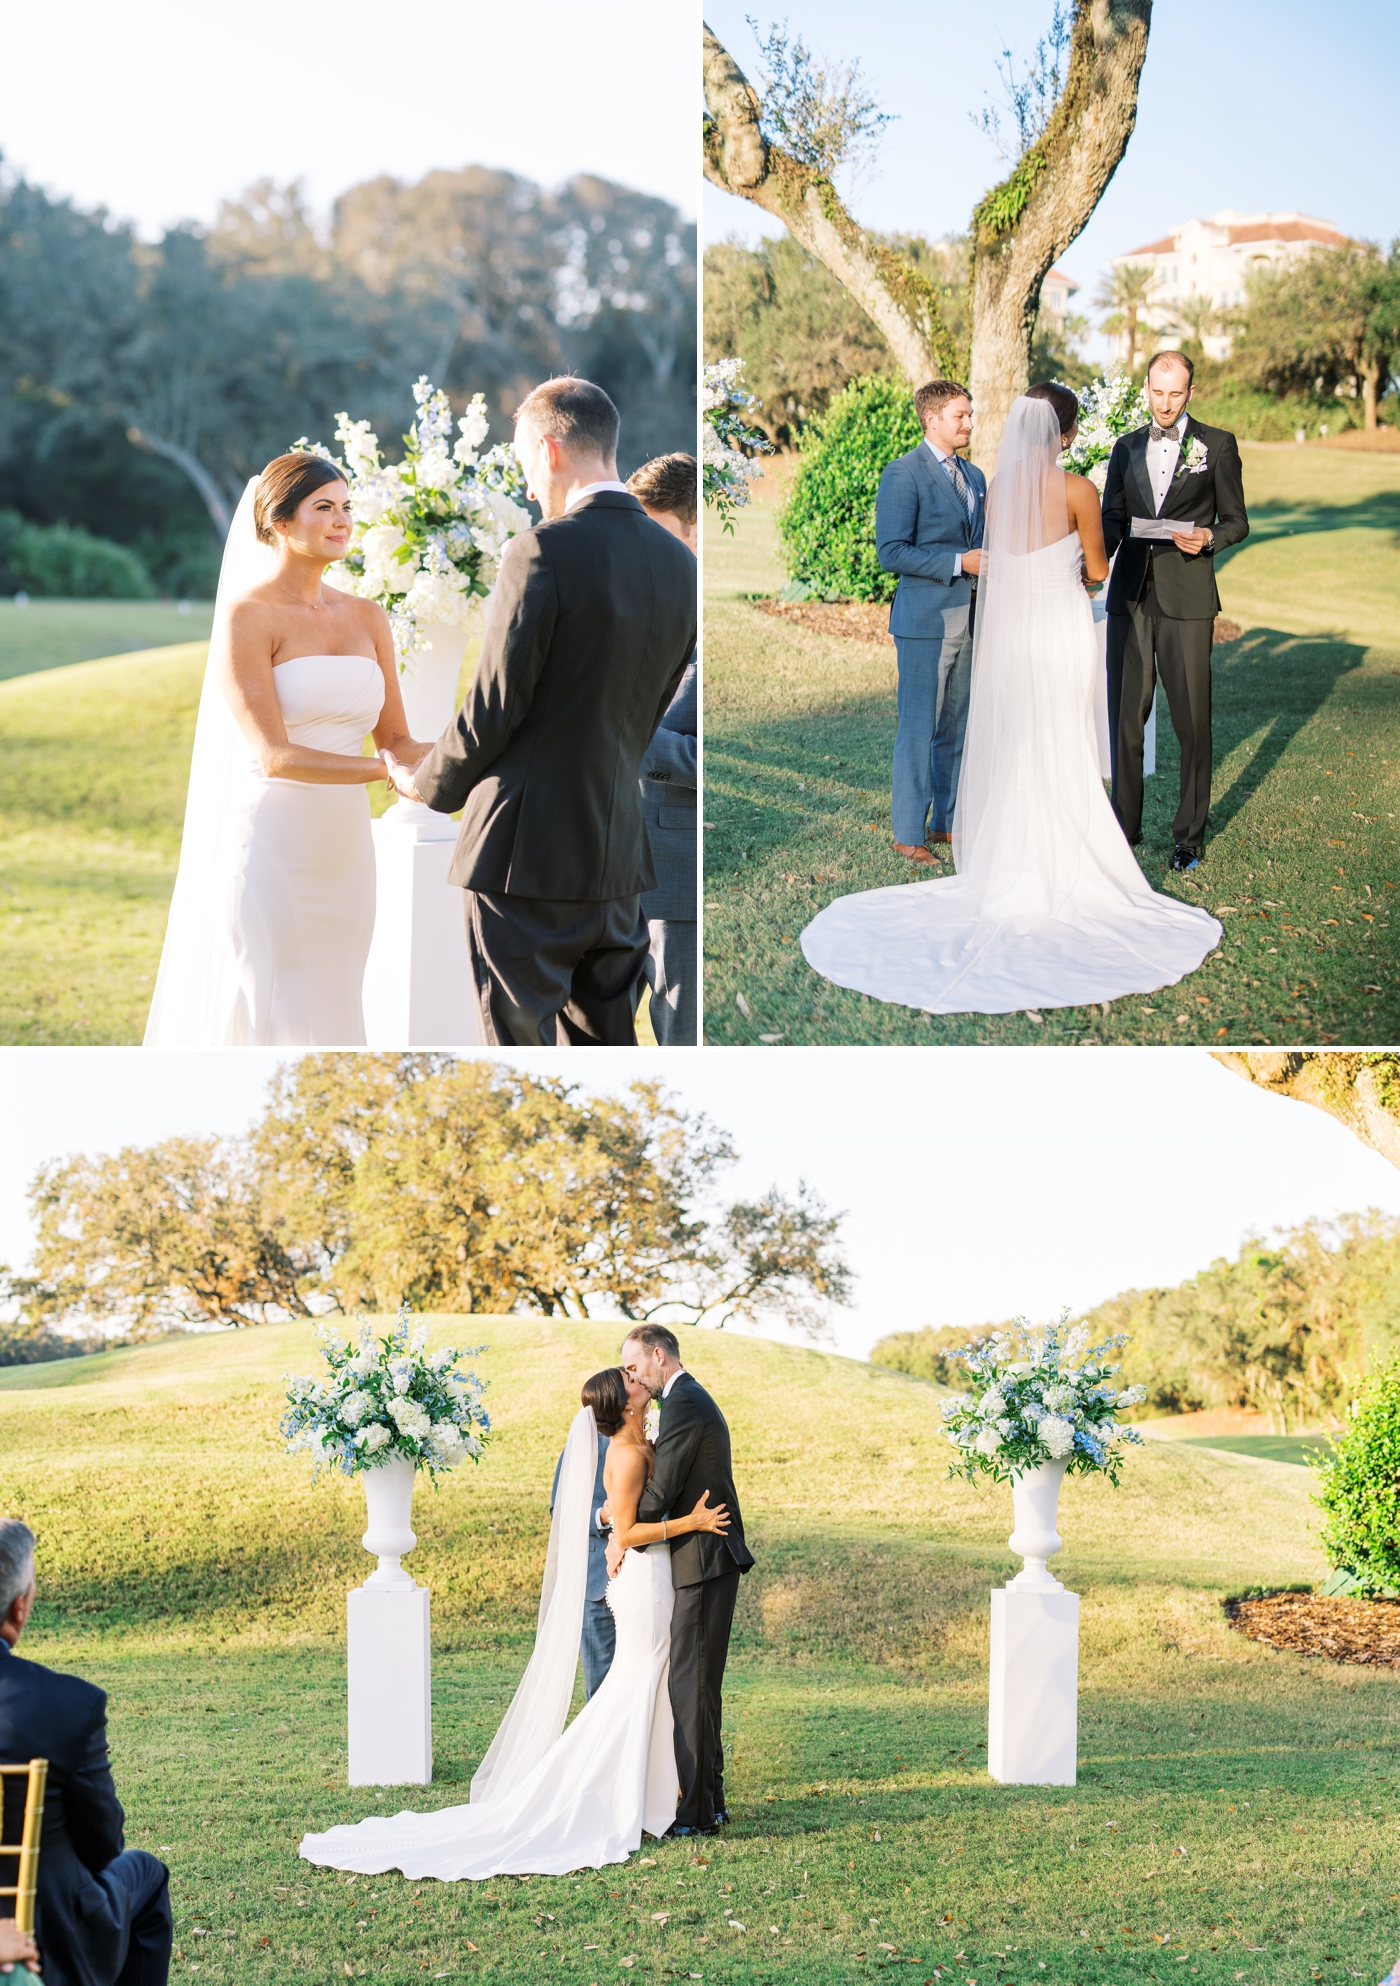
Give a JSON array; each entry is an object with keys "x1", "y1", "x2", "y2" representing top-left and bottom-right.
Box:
[
  {"x1": 0, "y1": 599, "x2": 215, "y2": 682},
  {"x1": 701, "y1": 445, "x2": 1400, "y2": 1046},
  {"x1": 0, "y1": 638, "x2": 677, "y2": 1045},
  {"x1": 1, "y1": 1317, "x2": 1395, "y2": 1984}
]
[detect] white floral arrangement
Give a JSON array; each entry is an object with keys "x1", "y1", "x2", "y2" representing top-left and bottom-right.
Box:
[
  {"x1": 643, "y1": 1399, "x2": 661, "y2": 1445},
  {"x1": 295, "y1": 376, "x2": 532, "y2": 659},
  {"x1": 281, "y1": 1308, "x2": 490, "y2": 1480},
  {"x1": 940, "y1": 1316, "x2": 1146, "y2": 1486},
  {"x1": 1178, "y1": 433, "x2": 1209, "y2": 478},
  {"x1": 703, "y1": 358, "x2": 772, "y2": 532},
  {"x1": 1061, "y1": 366, "x2": 1150, "y2": 492}
]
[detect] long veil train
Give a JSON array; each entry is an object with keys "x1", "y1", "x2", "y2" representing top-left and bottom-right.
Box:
[{"x1": 143, "y1": 480, "x2": 272, "y2": 1047}]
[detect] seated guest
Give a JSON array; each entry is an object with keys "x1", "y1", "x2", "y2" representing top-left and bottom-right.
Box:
[
  {"x1": 0, "y1": 1522, "x2": 170, "y2": 1986},
  {"x1": 626, "y1": 453, "x2": 698, "y2": 1046}
]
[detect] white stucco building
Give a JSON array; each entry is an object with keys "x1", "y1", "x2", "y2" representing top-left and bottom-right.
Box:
[
  {"x1": 1111, "y1": 209, "x2": 1350, "y2": 359},
  {"x1": 1041, "y1": 266, "x2": 1080, "y2": 324}
]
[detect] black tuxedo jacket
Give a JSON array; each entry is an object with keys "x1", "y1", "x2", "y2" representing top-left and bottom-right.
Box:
[
  {"x1": 415, "y1": 492, "x2": 697, "y2": 902},
  {"x1": 0, "y1": 1641, "x2": 128, "y2": 1986},
  {"x1": 636, "y1": 1373, "x2": 755, "y2": 1590},
  {"x1": 1101, "y1": 416, "x2": 1249, "y2": 620}
]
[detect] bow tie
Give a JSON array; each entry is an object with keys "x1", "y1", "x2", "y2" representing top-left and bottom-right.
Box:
[{"x1": 1150, "y1": 422, "x2": 1181, "y2": 444}]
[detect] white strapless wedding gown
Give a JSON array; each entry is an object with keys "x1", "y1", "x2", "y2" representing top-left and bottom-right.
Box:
[
  {"x1": 802, "y1": 536, "x2": 1222, "y2": 1013},
  {"x1": 225, "y1": 654, "x2": 384, "y2": 1046},
  {"x1": 300, "y1": 1545, "x2": 677, "y2": 1881}
]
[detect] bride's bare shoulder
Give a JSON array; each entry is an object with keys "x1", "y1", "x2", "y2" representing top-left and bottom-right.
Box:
[
  {"x1": 1063, "y1": 471, "x2": 1100, "y2": 506},
  {"x1": 604, "y1": 1436, "x2": 650, "y2": 1487}
]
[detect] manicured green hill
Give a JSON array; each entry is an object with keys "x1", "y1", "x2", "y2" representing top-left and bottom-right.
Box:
[{"x1": 1, "y1": 1317, "x2": 1395, "y2": 1983}]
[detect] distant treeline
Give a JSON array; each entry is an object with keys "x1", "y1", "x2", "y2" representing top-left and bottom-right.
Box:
[
  {"x1": 0, "y1": 167, "x2": 696, "y2": 597},
  {"x1": 870, "y1": 1214, "x2": 1400, "y2": 1432},
  {"x1": 705, "y1": 232, "x2": 1400, "y2": 449}
]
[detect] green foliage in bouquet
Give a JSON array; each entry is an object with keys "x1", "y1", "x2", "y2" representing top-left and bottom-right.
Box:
[
  {"x1": 777, "y1": 374, "x2": 920, "y2": 603},
  {"x1": 1313, "y1": 1353, "x2": 1400, "y2": 1596},
  {"x1": 282, "y1": 1307, "x2": 490, "y2": 1482},
  {"x1": 941, "y1": 1317, "x2": 1146, "y2": 1487}
]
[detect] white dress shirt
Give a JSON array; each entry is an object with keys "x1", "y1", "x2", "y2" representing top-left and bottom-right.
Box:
[
  {"x1": 1146, "y1": 416, "x2": 1185, "y2": 514},
  {"x1": 662, "y1": 1366, "x2": 687, "y2": 1399},
  {"x1": 923, "y1": 437, "x2": 974, "y2": 577},
  {"x1": 565, "y1": 479, "x2": 632, "y2": 511}
]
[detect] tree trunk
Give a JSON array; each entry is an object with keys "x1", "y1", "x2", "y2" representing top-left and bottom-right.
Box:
[
  {"x1": 125, "y1": 424, "x2": 236, "y2": 539},
  {"x1": 702, "y1": 27, "x2": 961, "y2": 385},
  {"x1": 1213, "y1": 1052, "x2": 1400, "y2": 1169},
  {"x1": 967, "y1": 0, "x2": 1152, "y2": 465},
  {"x1": 1362, "y1": 359, "x2": 1380, "y2": 431}
]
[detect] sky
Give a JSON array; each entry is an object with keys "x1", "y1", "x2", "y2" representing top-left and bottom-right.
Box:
[
  {"x1": 0, "y1": 0, "x2": 698, "y2": 233},
  {"x1": 702, "y1": 0, "x2": 1399, "y2": 365},
  {"x1": 4, "y1": 1049, "x2": 1397, "y2": 1362}
]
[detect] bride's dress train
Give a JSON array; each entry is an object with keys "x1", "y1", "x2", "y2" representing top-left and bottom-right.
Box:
[
  {"x1": 301, "y1": 1413, "x2": 677, "y2": 1881},
  {"x1": 802, "y1": 405, "x2": 1221, "y2": 1014}
]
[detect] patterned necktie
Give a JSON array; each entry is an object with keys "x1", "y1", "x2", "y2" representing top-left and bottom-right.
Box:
[
  {"x1": 1150, "y1": 422, "x2": 1179, "y2": 444},
  {"x1": 943, "y1": 452, "x2": 973, "y2": 516}
]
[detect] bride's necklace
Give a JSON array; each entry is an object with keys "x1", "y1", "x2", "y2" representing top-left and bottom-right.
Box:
[{"x1": 273, "y1": 582, "x2": 326, "y2": 610}]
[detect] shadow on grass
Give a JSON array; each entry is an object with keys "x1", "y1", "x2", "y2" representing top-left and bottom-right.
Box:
[{"x1": 1206, "y1": 625, "x2": 1368, "y2": 834}]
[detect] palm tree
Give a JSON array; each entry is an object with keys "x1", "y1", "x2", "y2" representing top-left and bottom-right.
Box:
[
  {"x1": 1094, "y1": 262, "x2": 1158, "y2": 369},
  {"x1": 1170, "y1": 292, "x2": 1220, "y2": 359}
]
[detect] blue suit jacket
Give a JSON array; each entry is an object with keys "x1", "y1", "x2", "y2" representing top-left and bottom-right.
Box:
[
  {"x1": 553, "y1": 1433, "x2": 610, "y2": 1604},
  {"x1": 875, "y1": 442, "x2": 986, "y2": 640},
  {"x1": 639, "y1": 654, "x2": 697, "y2": 922}
]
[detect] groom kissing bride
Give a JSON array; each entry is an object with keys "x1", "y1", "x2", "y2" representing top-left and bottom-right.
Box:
[{"x1": 301, "y1": 1324, "x2": 753, "y2": 1879}]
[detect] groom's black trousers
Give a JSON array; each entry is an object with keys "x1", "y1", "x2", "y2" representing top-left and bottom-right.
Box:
[
  {"x1": 669, "y1": 1567, "x2": 741, "y2": 1831},
  {"x1": 1107, "y1": 566, "x2": 1215, "y2": 851},
  {"x1": 463, "y1": 889, "x2": 650, "y2": 1047}
]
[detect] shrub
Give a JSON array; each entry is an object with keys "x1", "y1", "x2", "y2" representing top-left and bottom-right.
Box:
[
  {"x1": 1313, "y1": 1354, "x2": 1400, "y2": 1595},
  {"x1": 870, "y1": 1324, "x2": 990, "y2": 1386},
  {"x1": 777, "y1": 373, "x2": 921, "y2": 602},
  {"x1": 1, "y1": 513, "x2": 155, "y2": 598}
]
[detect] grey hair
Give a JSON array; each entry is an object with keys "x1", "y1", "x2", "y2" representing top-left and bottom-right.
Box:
[{"x1": 0, "y1": 1522, "x2": 35, "y2": 1617}]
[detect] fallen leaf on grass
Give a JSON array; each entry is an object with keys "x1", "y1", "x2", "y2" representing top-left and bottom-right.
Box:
[
  {"x1": 464, "y1": 1940, "x2": 478, "y2": 1951},
  {"x1": 735, "y1": 993, "x2": 751, "y2": 1017},
  {"x1": 1024, "y1": 1009, "x2": 1044, "y2": 1024},
  {"x1": 758, "y1": 1031, "x2": 785, "y2": 1043}
]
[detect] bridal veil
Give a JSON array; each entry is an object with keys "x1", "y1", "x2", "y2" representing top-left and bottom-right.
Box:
[
  {"x1": 469, "y1": 1404, "x2": 597, "y2": 1805},
  {"x1": 143, "y1": 479, "x2": 272, "y2": 1046}
]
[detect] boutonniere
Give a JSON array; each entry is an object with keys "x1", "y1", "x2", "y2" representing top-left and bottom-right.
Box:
[
  {"x1": 644, "y1": 1400, "x2": 661, "y2": 1445},
  {"x1": 1174, "y1": 434, "x2": 1209, "y2": 478}
]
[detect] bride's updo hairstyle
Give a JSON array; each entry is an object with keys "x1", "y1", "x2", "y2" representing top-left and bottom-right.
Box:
[
  {"x1": 1025, "y1": 381, "x2": 1081, "y2": 445},
  {"x1": 581, "y1": 1367, "x2": 628, "y2": 1434},
  {"x1": 253, "y1": 452, "x2": 347, "y2": 546}
]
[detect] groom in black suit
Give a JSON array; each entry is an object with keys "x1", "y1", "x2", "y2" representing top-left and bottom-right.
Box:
[
  {"x1": 1101, "y1": 349, "x2": 1249, "y2": 871},
  {"x1": 388, "y1": 378, "x2": 697, "y2": 1046},
  {"x1": 0, "y1": 1521, "x2": 171, "y2": 1986},
  {"x1": 618, "y1": 1326, "x2": 754, "y2": 1837}
]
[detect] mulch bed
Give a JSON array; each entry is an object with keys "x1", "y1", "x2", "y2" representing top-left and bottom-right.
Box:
[
  {"x1": 756, "y1": 598, "x2": 1245, "y2": 644},
  {"x1": 1225, "y1": 1589, "x2": 1400, "y2": 1666}
]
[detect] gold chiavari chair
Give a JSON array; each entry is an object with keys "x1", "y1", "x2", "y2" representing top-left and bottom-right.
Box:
[{"x1": 0, "y1": 1761, "x2": 47, "y2": 1936}]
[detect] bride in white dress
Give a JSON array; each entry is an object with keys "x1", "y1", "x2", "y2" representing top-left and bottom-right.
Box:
[
  {"x1": 144, "y1": 453, "x2": 430, "y2": 1047},
  {"x1": 802, "y1": 390, "x2": 1222, "y2": 1015},
  {"x1": 300, "y1": 1367, "x2": 730, "y2": 1881}
]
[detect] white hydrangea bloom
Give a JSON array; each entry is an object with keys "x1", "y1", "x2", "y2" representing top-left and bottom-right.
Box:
[
  {"x1": 978, "y1": 1387, "x2": 1006, "y2": 1416},
  {"x1": 1043, "y1": 1382, "x2": 1077, "y2": 1413},
  {"x1": 388, "y1": 1396, "x2": 431, "y2": 1441},
  {"x1": 429, "y1": 1421, "x2": 467, "y2": 1467},
  {"x1": 1116, "y1": 1385, "x2": 1147, "y2": 1407},
  {"x1": 974, "y1": 1425, "x2": 1003, "y2": 1457},
  {"x1": 1040, "y1": 1415, "x2": 1076, "y2": 1459},
  {"x1": 358, "y1": 1423, "x2": 392, "y2": 1453},
  {"x1": 339, "y1": 1390, "x2": 375, "y2": 1428}
]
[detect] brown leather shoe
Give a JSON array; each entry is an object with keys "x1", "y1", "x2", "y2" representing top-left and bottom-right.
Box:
[
  {"x1": 894, "y1": 842, "x2": 937, "y2": 864},
  {"x1": 930, "y1": 831, "x2": 952, "y2": 844}
]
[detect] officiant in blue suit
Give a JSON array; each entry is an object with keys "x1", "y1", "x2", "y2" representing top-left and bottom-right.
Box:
[
  {"x1": 875, "y1": 380, "x2": 987, "y2": 864},
  {"x1": 551, "y1": 1374, "x2": 619, "y2": 1698}
]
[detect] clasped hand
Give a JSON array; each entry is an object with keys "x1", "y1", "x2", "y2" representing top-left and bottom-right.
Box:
[
  {"x1": 1169, "y1": 526, "x2": 1212, "y2": 557},
  {"x1": 381, "y1": 747, "x2": 429, "y2": 802}
]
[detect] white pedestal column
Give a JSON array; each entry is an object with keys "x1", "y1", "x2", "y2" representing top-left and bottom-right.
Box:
[
  {"x1": 347, "y1": 1585, "x2": 433, "y2": 1786},
  {"x1": 987, "y1": 1585, "x2": 1080, "y2": 1786},
  {"x1": 361, "y1": 617, "x2": 481, "y2": 1047},
  {"x1": 1092, "y1": 590, "x2": 1156, "y2": 781}
]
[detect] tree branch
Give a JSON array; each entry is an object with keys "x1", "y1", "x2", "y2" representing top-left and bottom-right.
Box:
[
  {"x1": 1213, "y1": 1052, "x2": 1400, "y2": 1170},
  {"x1": 703, "y1": 25, "x2": 961, "y2": 385},
  {"x1": 125, "y1": 425, "x2": 236, "y2": 538}
]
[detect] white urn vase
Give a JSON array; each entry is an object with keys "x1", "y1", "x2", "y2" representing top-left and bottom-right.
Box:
[
  {"x1": 359, "y1": 1456, "x2": 419, "y2": 1589},
  {"x1": 1005, "y1": 1456, "x2": 1070, "y2": 1590},
  {"x1": 385, "y1": 618, "x2": 473, "y2": 842}
]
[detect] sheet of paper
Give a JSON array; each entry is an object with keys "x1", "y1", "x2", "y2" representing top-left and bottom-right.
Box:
[{"x1": 1130, "y1": 516, "x2": 1198, "y2": 540}]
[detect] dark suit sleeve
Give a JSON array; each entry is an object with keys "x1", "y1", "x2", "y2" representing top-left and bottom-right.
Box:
[
  {"x1": 1209, "y1": 432, "x2": 1249, "y2": 552},
  {"x1": 636, "y1": 1399, "x2": 703, "y2": 1523},
  {"x1": 875, "y1": 459, "x2": 961, "y2": 588},
  {"x1": 1100, "y1": 441, "x2": 1130, "y2": 560},
  {"x1": 414, "y1": 530, "x2": 558, "y2": 814},
  {"x1": 66, "y1": 1695, "x2": 125, "y2": 1876}
]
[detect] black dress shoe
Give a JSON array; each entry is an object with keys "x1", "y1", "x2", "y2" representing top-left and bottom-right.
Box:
[{"x1": 1170, "y1": 844, "x2": 1201, "y2": 872}]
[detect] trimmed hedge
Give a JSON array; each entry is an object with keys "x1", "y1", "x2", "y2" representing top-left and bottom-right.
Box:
[
  {"x1": 0, "y1": 510, "x2": 156, "y2": 598},
  {"x1": 777, "y1": 373, "x2": 921, "y2": 602},
  {"x1": 1314, "y1": 1355, "x2": 1400, "y2": 1595}
]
